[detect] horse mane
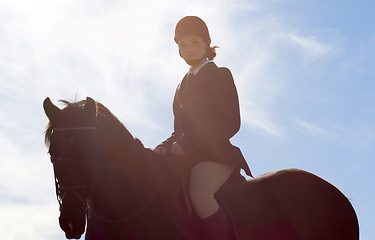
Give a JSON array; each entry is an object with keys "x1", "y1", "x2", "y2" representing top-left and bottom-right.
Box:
[{"x1": 44, "y1": 99, "x2": 143, "y2": 151}]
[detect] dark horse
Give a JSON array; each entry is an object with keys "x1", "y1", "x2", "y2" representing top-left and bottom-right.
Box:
[{"x1": 44, "y1": 97, "x2": 359, "y2": 240}]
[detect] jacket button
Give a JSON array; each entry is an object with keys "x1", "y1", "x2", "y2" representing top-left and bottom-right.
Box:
[{"x1": 180, "y1": 104, "x2": 183, "y2": 109}]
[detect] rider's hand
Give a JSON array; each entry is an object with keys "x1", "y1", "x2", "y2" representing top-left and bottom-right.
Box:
[
  {"x1": 154, "y1": 146, "x2": 168, "y2": 155},
  {"x1": 171, "y1": 142, "x2": 185, "y2": 157}
]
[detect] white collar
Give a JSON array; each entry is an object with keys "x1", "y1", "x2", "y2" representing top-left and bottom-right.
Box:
[{"x1": 188, "y1": 59, "x2": 210, "y2": 76}]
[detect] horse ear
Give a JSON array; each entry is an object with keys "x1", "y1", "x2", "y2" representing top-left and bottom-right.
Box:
[
  {"x1": 43, "y1": 97, "x2": 61, "y2": 121},
  {"x1": 84, "y1": 97, "x2": 97, "y2": 118}
]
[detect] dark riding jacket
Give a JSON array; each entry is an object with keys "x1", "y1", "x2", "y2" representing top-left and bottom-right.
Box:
[{"x1": 158, "y1": 62, "x2": 252, "y2": 177}]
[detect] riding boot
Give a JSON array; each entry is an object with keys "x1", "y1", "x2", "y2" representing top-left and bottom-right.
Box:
[{"x1": 201, "y1": 207, "x2": 230, "y2": 240}]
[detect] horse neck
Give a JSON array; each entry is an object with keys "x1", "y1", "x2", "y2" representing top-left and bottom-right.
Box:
[
  {"x1": 92, "y1": 127, "x2": 164, "y2": 219},
  {"x1": 96, "y1": 112, "x2": 162, "y2": 179}
]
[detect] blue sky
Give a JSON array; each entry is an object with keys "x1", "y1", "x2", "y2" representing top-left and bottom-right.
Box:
[{"x1": 0, "y1": 0, "x2": 374, "y2": 239}]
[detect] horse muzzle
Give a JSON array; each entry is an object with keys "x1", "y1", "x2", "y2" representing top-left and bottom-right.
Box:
[{"x1": 59, "y1": 215, "x2": 86, "y2": 239}]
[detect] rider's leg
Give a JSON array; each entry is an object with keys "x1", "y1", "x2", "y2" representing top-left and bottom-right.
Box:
[{"x1": 189, "y1": 162, "x2": 234, "y2": 240}]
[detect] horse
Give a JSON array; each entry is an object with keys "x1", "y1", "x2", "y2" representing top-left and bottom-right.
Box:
[{"x1": 43, "y1": 97, "x2": 359, "y2": 240}]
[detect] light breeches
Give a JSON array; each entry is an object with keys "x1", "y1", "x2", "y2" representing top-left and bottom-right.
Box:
[{"x1": 189, "y1": 162, "x2": 234, "y2": 219}]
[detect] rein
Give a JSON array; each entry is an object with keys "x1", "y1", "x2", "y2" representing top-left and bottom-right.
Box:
[{"x1": 49, "y1": 127, "x2": 165, "y2": 223}]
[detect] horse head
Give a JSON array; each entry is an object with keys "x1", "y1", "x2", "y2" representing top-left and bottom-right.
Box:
[
  {"x1": 44, "y1": 97, "x2": 98, "y2": 239},
  {"x1": 44, "y1": 96, "x2": 159, "y2": 239}
]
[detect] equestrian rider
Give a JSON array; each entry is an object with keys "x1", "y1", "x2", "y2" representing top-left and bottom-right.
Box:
[{"x1": 154, "y1": 16, "x2": 252, "y2": 240}]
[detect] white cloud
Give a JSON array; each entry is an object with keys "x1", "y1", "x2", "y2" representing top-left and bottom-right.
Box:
[
  {"x1": 293, "y1": 119, "x2": 336, "y2": 138},
  {"x1": 241, "y1": 106, "x2": 282, "y2": 136},
  {"x1": 0, "y1": 133, "x2": 59, "y2": 240},
  {"x1": 0, "y1": 134, "x2": 54, "y2": 203},
  {"x1": 0, "y1": 203, "x2": 61, "y2": 240},
  {"x1": 283, "y1": 33, "x2": 334, "y2": 59}
]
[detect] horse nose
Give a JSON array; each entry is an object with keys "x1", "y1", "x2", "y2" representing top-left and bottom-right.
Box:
[
  {"x1": 65, "y1": 231, "x2": 82, "y2": 239},
  {"x1": 73, "y1": 233, "x2": 82, "y2": 239},
  {"x1": 65, "y1": 222, "x2": 82, "y2": 239}
]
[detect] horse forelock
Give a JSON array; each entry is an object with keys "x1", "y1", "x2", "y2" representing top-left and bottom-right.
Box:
[{"x1": 44, "y1": 99, "x2": 86, "y2": 147}]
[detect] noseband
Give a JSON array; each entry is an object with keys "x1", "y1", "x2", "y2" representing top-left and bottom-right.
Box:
[{"x1": 49, "y1": 126, "x2": 164, "y2": 223}]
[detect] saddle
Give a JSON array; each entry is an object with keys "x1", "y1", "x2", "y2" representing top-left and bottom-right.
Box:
[{"x1": 158, "y1": 157, "x2": 245, "y2": 240}]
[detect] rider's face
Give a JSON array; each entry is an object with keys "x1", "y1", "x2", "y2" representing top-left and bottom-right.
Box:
[{"x1": 177, "y1": 34, "x2": 207, "y2": 63}]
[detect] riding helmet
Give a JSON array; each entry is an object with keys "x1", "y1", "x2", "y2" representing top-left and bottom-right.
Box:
[{"x1": 174, "y1": 16, "x2": 211, "y2": 45}]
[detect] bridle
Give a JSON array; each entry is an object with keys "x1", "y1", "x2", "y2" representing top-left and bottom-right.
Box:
[
  {"x1": 49, "y1": 126, "x2": 164, "y2": 223},
  {"x1": 49, "y1": 127, "x2": 98, "y2": 217}
]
